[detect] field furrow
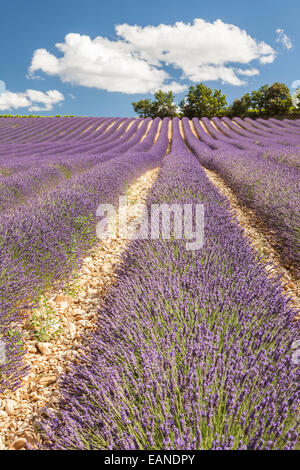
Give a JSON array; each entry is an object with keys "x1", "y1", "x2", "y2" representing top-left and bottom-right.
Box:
[{"x1": 0, "y1": 116, "x2": 298, "y2": 451}]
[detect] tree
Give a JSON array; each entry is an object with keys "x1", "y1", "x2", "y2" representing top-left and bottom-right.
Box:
[
  {"x1": 250, "y1": 83, "x2": 292, "y2": 116},
  {"x1": 150, "y1": 90, "x2": 178, "y2": 118},
  {"x1": 179, "y1": 83, "x2": 227, "y2": 118},
  {"x1": 131, "y1": 98, "x2": 153, "y2": 118},
  {"x1": 132, "y1": 91, "x2": 178, "y2": 118},
  {"x1": 264, "y1": 82, "x2": 292, "y2": 115},
  {"x1": 250, "y1": 84, "x2": 269, "y2": 112},
  {"x1": 229, "y1": 93, "x2": 252, "y2": 117}
]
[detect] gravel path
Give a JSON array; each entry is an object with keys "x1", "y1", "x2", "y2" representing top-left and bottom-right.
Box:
[
  {"x1": 203, "y1": 167, "x2": 300, "y2": 316},
  {"x1": 0, "y1": 167, "x2": 160, "y2": 450},
  {"x1": 1, "y1": 120, "x2": 298, "y2": 451}
]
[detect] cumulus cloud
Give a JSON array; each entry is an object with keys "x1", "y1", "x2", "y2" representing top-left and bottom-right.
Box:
[
  {"x1": 28, "y1": 19, "x2": 276, "y2": 93},
  {"x1": 29, "y1": 36, "x2": 173, "y2": 94},
  {"x1": 236, "y1": 68, "x2": 260, "y2": 77},
  {"x1": 276, "y1": 29, "x2": 293, "y2": 50},
  {"x1": 0, "y1": 80, "x2": 6, "y2": 95},
  {"x1": 0, "y1": 88, "x2": 64, "y2": 112},
  {"x1": 117, "y1": 20, "x2": 275, "y2": 85},
  {"x1": 292, "y1": 80, "x2": 300, "y2": 89}
]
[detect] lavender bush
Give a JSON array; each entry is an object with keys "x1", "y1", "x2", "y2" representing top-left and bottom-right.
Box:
[
  {"x1": 0, "y1": 116, "x2": 298, "y2": 450},
  {"x1": 41, "y1": 118, "x2": 299, "y2": 450},
  {"x1": 183, "y1": 118, "x2": 300, "y2": 271},
  {"x1": 0, "y1": 117, "x2": 165, "y2": 392}
]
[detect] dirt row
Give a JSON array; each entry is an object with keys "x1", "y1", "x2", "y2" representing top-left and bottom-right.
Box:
[
  {"x1": 186, "y1": 119, "x2": 300, "y2": 315},
  {"x1": 203, "y1": 167, "x2": 300, "y2": 315},
  {"x1": 0, "y1": 168, "x2": 160, "y2": 450},
  {"x1": 0, "y1": 123, "x2": 298, "y2": 450}
]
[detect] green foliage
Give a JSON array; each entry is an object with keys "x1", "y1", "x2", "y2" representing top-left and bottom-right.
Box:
[
  {"x1": 179, "y1": 83, "x2": 227, "y2": 118},
  {"x1": 56, "y1": 164, "x2": 72, "y2": 179},
  {"x1": 132, "y1": 90, "x2": 178, "y2": 118},
  {"x1": 132, "y1": 80, "x2": 300, "y2": 120},
  {"x1": 250, "y1": 84, "x2": 269, "y2": 111},
  {"x1": 30, "y1": 297, "x2": 62, "y2": 342},
  {"x1": 7, "y1": 328, "x2": 24, "y2": 349},
  {"x1": 131, "y1": 99, "x2": 153, "y2": 118},
  {"x1": 63, "y1": 277, "x2": 83, "y2": 298},
  {"x1": 150, "y1": 91, "x2": 178, "y2": 118},
  {"x1": 228, "y1": 93, "x2": 252, "y2": 117},
  {"x1": 264, "y1": 82, "x2": 292, "y2": 115},
  {"x1": 227, "y1": 83, "x2": 294, "y2": 118}
]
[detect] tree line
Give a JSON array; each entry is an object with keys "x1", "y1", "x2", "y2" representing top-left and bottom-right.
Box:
[
  {"x1": 0, "y1": 114, "x2": 76, "y2": 118},
  {"x1": 132, "y1": 83, "x2": 300, "y2": 119}
]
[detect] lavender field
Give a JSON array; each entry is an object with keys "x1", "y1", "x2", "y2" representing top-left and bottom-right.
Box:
[{"x1": 0, "y1": 116, "x2": 299, "y2": 450}]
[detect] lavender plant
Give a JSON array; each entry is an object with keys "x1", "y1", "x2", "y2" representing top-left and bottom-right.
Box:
[
  {"x1": 183, "y1": 118, "x2": 300, "y2": 271},
  {"x1": 0, "y1": 116, "x2": 165, "y2": 393},
  {"x1": 0, "y1": 116, "x2": 298, "y2": 450},
  {"x1": 40, "y1": 119, "x2": 299, "y2": 450}
]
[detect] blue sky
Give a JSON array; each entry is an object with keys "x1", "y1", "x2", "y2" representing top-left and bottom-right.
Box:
[{"x1": 0, "y1": 0, "x2": 299, "y2": 116}]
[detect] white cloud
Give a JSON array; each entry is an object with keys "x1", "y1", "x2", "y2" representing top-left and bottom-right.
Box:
[
  {"x1": 236, "y1": 68, "x2": 260, "y2": 77},
  {"x1": 0, "y1": 91, "x2": 30, "y2": 111},
  {"x1": 29, "y1": 35, "x2": 170, "y2": 94},
  {"x1": 0, "y1": 80, "x2": 6, "y2": 95},
  {"x1": 160, "y1": 81, "x2": 187, "y2": 93},
  {"x1": 28, "y1": 19, "x2": 276, "y2": 93},
  {"x1": 116, "y1": 19, "x2": 275, "y2": 85},
  {"x1": 0, "y1": 88, "x2": 64, "y2": 112},
  {"x1": 259, "y1": 55, "x2": 276, "y2": 64},
  {"x1": 276, "y1": 28, "x2": 293, "y2": 50},
  {"x1": 292, "y1": 80, "x2": 300, "y2": 89}
]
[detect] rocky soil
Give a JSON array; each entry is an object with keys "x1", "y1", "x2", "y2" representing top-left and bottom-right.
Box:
[{"x1": 0, "y1": 167, "x2": 160, "y2": 450}]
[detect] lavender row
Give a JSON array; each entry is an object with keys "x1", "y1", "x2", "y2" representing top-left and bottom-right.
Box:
[
  {"x1": 210, "y1": 117, "x2": 261, "y2": 150},
  {"x1": 233, "y1": 117, "x2": 300, "y2": 146},
  {"x1": 183, "y1": 119, "x2": 300, "y2": 270},
  {"x1": 212, "y1": 118, "x2": 300, "y2": 171},
  {"x1": 0, "y1": 155, "x2": 102, "y2": 211},
  {"x1": 0, "y1": 116, "x2": 109, "y2": 145},
  {"x1": 0, "y1": 119, "x2": 169, "y2": 393},
  {"x1": 223, "y1": 117, "x2": 293, "y2": 149},
  {"x1": 0, "y1": 117, "x2": 98, "y2": 143},
  {"x1": 261, "y1": 147, "x2": 300, "y2": 171},
  {"x1": 0, "y1": 119, "x2": 133, "y2": 177},
  {"x1": 246, "y1": 117, "x2": 300, "y2": 141},
  {"x1": 0, "y1": 117, "x2": 76, "y2": 143},
  {"x1": 41, "y1": 118, "x2": 298, "y2": 450},
  {"x1": 0, "y1": 120, "x2": 161, "y2": 211},
  {"x1": 0, "y1": 118, "x2": 115, "y2": 157},
  {"x1": 201, "y1": 117, "x2": 254, "y2": 150},
  {"x1": 257, "y1": 118, "x2": 300, "y2": 136}
]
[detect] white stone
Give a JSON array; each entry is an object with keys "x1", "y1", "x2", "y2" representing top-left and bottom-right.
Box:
[
  {"x1": 37, "y1": 342, "x2": 52, "y2": 355},
  {"x1": 0, "y1": 436, "x2": 5, "y2": 450},
  {"x1": 68, "y1": 322, "x2": 77, "y2": 340},
  {"x1": 5, "y1": 399, "x2": 16, "y2": 416}
]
